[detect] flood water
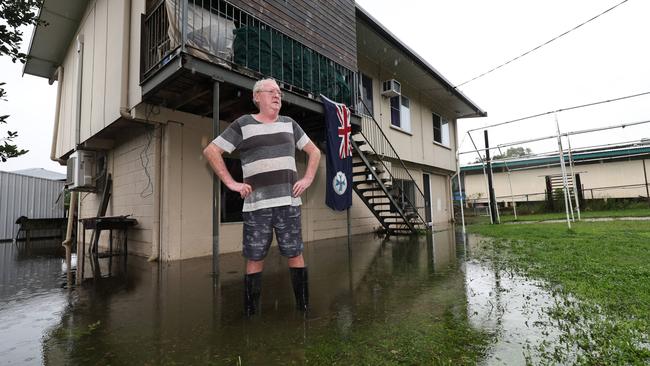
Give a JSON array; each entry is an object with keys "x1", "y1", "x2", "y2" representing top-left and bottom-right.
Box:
[{"x1": 1, "y1": 229, "x2": 572, "y2": 365}]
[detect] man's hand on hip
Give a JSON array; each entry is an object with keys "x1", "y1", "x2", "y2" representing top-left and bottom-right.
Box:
[
  {"x1": 227, "y1": 182, "x2": 252, "y2": 198},
  {"x1": 292, "y1": 177, "x2": 313, "y2": 197}
]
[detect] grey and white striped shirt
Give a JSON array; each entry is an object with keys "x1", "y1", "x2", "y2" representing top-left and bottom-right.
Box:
[{"x1": 212, "y1": 114, "x2": 311, "y2": 212}]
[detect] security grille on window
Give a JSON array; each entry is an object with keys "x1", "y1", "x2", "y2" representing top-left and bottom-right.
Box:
[{"x1": 433, "y1": 113, "x2": 450, "y2": 146}]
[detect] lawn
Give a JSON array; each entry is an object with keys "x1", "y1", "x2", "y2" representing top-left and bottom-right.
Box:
[
  {"x1": 499, "y1": 207, "x2": 650, "y2": 222},
  {"x1": 464, "y1": 207, "x2": 650, "y2": 224},
  {"x1": 468, "y1": 220, "x2": 650, "y2": 364}
]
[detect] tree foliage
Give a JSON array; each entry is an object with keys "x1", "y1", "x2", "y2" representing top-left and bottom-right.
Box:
[
  {"x1": 0, "y1": 0, "x2": 43, "y2": 162},
  {"x1": 493, "y1": 146, "x2": 533, "y2": 160},
  {"x1": 473, "y1": 146, "x2": 533, "y2": 163}
]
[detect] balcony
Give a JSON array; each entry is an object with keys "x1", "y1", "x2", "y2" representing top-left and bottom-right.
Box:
[{"x1": 141, "y1": 0, "x2": 358, "y2": 135}]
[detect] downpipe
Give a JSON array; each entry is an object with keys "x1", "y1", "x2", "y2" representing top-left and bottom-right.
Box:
[
  {"x1": 119, "y1": 0, "x2": 161, "y2": 261},
  {"x1": 49, "y1": 66, "x2": 65, "y2": 164}
]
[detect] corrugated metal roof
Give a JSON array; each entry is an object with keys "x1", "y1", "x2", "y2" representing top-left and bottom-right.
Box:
[
  {"x1": 461, "y1": 145, "x2": 650, "y2": 173},
  {"x1": 12, "y1": 168, "x2": 66, "y2": 181}
]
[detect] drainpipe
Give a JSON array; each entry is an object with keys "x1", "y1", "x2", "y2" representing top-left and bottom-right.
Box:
[
  {"x1": 49, "y1": 66, "x2": 65, "y2": 164},
  {"x1": 62, "y1": 191, "x2": 78, "y2": 285},
  {"x1": 120, "y1": 0, "x2": 132, "y2": 120},
  {"x1": 75, "y1": 36, "x2": 84, "y2": 146},
  {"x1": 148, "y1": 125, "x2": 162, "y2": 262},
  {"x1": 117, "y1": 0, "x2": 161, "y2": 261}
]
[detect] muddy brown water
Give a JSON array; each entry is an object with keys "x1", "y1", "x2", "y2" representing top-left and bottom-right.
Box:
[{"x1": 1, "y1": 230, "x2": 568, "y2": 365}]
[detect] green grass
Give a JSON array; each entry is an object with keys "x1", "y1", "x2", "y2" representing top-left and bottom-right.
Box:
[
  {"x1": 468, "y1": 220, "x2": 650, "y2": 364},
  {"x1": 464, "y1": 207, "x2": 650, "y2": 225},
  {"x1": 500, "y1": 207, "x2": 650, "y2": 222}
]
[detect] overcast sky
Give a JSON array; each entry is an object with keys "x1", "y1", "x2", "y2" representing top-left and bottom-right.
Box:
[
  {"x1": 1, "y1": 0, "x2": 649, "y2": 173},
  {"x1": 357, "y1": 0, "x2": 650, "y2": 163}
]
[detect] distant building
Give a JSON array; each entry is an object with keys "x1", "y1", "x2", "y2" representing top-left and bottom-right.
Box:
[
  {"x1": 0, "y1": 170, "x2": 66, "y2": 241},
  {"x1": 460, "y1": 143, "x2": 650, "y2": 206}
]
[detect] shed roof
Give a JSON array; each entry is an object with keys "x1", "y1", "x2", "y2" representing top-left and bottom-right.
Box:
[{"x1": 461, "y1": 144, "x2": 650, "y2": 173}]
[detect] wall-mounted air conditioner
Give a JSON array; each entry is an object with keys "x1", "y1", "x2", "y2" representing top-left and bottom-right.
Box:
[
  {"x1": 66, "y1": 150, "x2": 97, "y2": 192},
  {"x1": 381, "y1": 79, "x2": 401, "y2": 97}
]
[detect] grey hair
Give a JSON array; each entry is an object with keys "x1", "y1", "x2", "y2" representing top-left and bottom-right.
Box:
[
  {"x1": 253, "y1": 78, "x2": 277, "y2": 93},
  {"x1": 252, "y1": 78, "x2": 277, "y2": 107}
]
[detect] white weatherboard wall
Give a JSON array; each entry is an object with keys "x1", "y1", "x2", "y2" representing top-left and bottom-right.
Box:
[{"x1": 0, "y1": 171, "x2": 66, "y2": 240}]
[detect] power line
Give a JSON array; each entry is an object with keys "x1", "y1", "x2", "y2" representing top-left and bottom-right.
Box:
[
  {"x1": 467, "y1": 90, "x2": 650, "y2": 133},
  {"x1": 453, "y1": 0, "x2": 629, "y2": 89}
]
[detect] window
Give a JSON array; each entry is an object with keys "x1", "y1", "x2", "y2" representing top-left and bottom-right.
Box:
[
  {"x1": 358, "y1": 73, "x2": 374, "y2": 115},
  {"x1": 390, "y1": 178, "x2": 416, "y2": 213},
  {"x1": 221, "y1": 158, "x2": 244, "y2": 223},
  {"x1": 433, "y1": 113, "x2": 449, "y2": 146},
  {"x1": 390, "y1": 95, "x2": 411, "y2": 132}
]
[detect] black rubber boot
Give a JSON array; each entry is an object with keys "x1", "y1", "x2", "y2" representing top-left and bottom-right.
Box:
[
  {"x1": 244, "y1": 272, "x2": 262, "y2": 317},
  {"x1": 289, "y1": 267, "x2": 309, "y2": 312}
]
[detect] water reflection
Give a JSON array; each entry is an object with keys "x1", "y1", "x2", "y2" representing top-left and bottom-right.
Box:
[
  {"x1": 0, "y1": 228, "x2": 577, "y2": 365},
  {"x1": 0, "y1": 240, "x2": 70, "y2": 365}
]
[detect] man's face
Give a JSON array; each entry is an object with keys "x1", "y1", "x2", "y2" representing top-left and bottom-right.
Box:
[{"x1": 255, "y1": 80, "x2": 282, "y2": 113}]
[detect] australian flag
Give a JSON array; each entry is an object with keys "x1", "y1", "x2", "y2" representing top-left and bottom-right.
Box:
[{"x1": 322, "y1": 95, "x2": 353, "y2": 211}]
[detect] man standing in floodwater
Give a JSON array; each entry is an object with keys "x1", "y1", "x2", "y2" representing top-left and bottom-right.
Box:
[{"x1": 203, "y1": 78, "x2": 321, "y2": 316}]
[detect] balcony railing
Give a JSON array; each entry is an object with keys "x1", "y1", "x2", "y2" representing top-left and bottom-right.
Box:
[{"x1": 142, "y1": 0, "x2": 356, "y2": 107}]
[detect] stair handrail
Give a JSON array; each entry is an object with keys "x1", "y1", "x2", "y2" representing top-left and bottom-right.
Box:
[{"x1": 355, "y1": 98, "x2": 428, "y2": 227}]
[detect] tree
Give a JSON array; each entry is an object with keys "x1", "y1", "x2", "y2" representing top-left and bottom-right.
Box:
[
  {"x1": 0, "y1": 0, "x2": 43, "y2": 162},
  {"x1": 472, "y1": 146, "x2": 533, "y2": 163},
  {"x1": 492, "y1": 146, "x2": 532, "y2": 160}
]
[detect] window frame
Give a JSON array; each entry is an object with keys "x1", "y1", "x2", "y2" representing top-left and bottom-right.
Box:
[
  {"x1": 358, "y1": 73, "x2": 374, "y2": 116},
  {"x1": 432, "y1": 112, "x2": 450, "y2": 147},
  {"x1": 390, "y1": 94, "x2": 412, "y2": 133}
]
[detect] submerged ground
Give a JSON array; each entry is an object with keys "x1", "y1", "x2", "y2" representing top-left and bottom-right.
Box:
[{"x1": 1, "y1": 217, "x2": 648, "y2": 365}]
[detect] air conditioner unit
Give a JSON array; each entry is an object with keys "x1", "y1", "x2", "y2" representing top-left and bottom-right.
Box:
[
  {"x1": 66, "y1": 150, "x2": 97, "y2": 192},
  {"x1": 381, "y1": 79, "x2": 401, "y2": 97}
]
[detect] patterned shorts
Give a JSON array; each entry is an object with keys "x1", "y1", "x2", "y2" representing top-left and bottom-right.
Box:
[{"x1": 242, "y1": 205, "x2": 304, "y2": 260}]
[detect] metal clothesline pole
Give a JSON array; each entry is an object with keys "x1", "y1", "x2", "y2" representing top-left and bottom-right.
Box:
[
  {"x1": 455, "y1": 150, "x2": 467, "y2": 235},
  {"x1": 555, "y1": 114, "x2": 572, "y2": 229},
  {"x1": 468, "y1": 131, "x2": 494, "y2": 224},
  {"x1": 497, "y1": 147, "x2": 517, "y2": 220},
  {"x1": 458, "y1": 119, "x2": 650, "y2": 156},
  {"x1": 566, "y1": 135, "x2": 582, "y2": 220}
]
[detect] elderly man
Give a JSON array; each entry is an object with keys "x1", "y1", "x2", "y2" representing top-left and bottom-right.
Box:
[{"x1": 203, "y1": 78, "x2": 321, "y2": 316}]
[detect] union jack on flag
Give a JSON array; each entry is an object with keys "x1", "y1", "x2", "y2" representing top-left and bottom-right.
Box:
[{"x1": 336, "y1": 103, "x2": 352, "y2": 159}]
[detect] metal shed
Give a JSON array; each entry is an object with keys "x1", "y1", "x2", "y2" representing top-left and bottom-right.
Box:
[{"x1": 0, "y1": 170, "x2": 66, "y2": 241}]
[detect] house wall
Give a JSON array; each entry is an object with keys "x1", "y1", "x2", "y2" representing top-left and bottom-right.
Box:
[
  {"x1": 79, "y1": 124, "x2": 156, "y2": 257},
  {"x1": 53, "y1": 0, "x2": 145, "y2": 159},
  {"x1": 463, "y1": 158, "x2": 650, "y2": 204},
  {"x1": 154, "y1": 109, "x2": 380, "y2": 261},
  {"x1": 357, "y1": 56, "x2": 457, "y2": 173}
]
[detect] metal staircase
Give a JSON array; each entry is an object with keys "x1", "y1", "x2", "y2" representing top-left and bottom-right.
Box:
[{"x1": 351, "y1": 100, "x2": 429, "y2": 236}]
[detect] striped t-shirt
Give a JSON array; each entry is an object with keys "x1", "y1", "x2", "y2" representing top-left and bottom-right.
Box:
[{"x1": 212, "y1": 114, "x2": 311, "y2": 212}]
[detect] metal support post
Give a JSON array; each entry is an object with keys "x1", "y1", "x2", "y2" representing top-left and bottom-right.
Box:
[
  {"x1": 554, "y1": 114, "x2": 572, "y2": 229},
  {"x1": 484, "y1": 130, "x2": 499, "y2": 224},
  {"x1": 456, "y1": 152, "x2": 467, "y2": 235},
  {"x1": 566, "y1": 135, "x2": 581, "y2": 220},
  {"x1": 497, "y1": 147, "x2": 517, "y2": 220},
  {"x1": 212, "y1": 81, "x2": 220, "y2": 276},
  {"x1": 467, "y1": 132, "x2": 494, "y2": 224}
]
